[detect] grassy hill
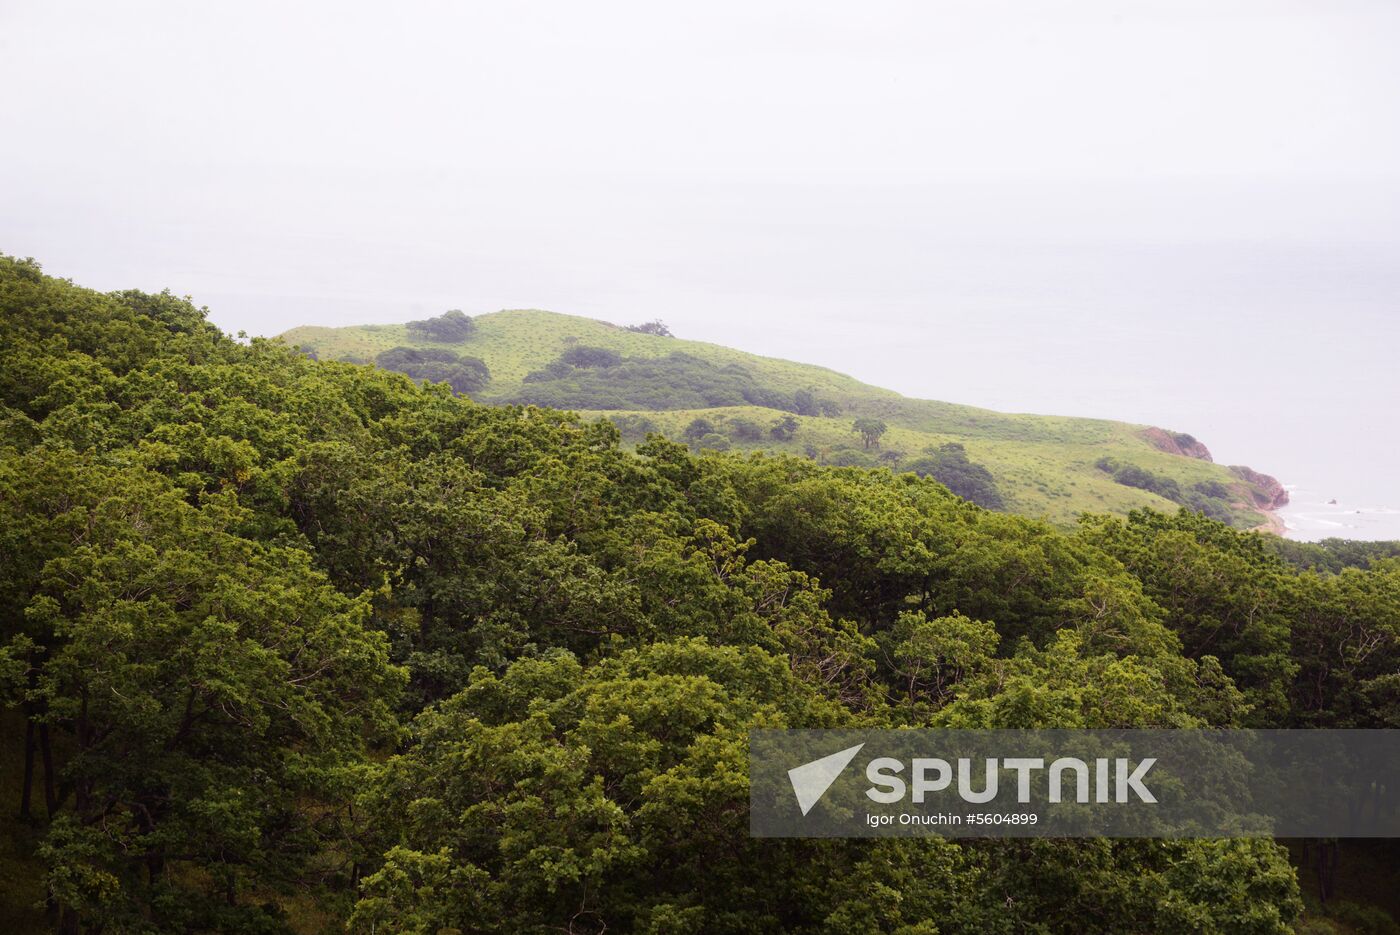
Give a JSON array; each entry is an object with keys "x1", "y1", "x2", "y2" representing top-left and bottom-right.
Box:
[{"x1": 279, "y1": 309, "x2": 1282, "y2": 529}]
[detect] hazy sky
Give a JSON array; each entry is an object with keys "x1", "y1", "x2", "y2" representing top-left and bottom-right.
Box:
[{"x1": 3, "y1": 0, "x2": 1398, "y2": 504}]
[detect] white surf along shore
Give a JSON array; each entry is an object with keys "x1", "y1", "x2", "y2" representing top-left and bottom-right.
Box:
[{"x1": 1277, "y1": 484, "x2": 1400, "y2": 542}]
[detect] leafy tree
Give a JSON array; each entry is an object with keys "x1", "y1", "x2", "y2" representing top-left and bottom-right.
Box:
[
  {"x1": 353, "y1": 640, "x2": 982, "y2": 933},
  {"x1": 852, "y1": 417, "x2": 887, "y2": 449},
  {"x1": 375, "y1": 345, "x2": 490, "y2": 394},
  {"x1": 1078, "y1": 510, "x2": 1297, "y2": 723},
  {"x1": 905, "y1": 442, "x2": 1005, "y2": 510},
  {"x1": 828, "y1": 448, "x2": 877, "y2": 468},
  {"x1": 881, "y1": 610, "x2": 999, "y2": 716},
  {"x1": 793, "y1": 389, "x2": 818, "y2": 416},
  {"x1": 405, "y1": 309, "x2": 475, "y2": 342},
  {"x1": 769, "y1": 414, "x2": 799, "y2": 441},
  {"x1": 607, "y1": 413, "x2": 658, "y2": 440},
  {"x1": 0, "y1": 456, "x2": 402, "y2": 932},
  {"x1": 624, "y1": 319, "x2": 674, "y2": 337},
  {"x1": 697, "y1": 432, "x2": 732, "y2": 451},
  {"x1": 682, "y1": 417, "x2": 716, "y2": 441},
  {"x1": 726, "y1": 416, "x2": 765, "y2": 441},
  {"x1": 559, "y1": 344, "x2": 622, "y2": 368}
]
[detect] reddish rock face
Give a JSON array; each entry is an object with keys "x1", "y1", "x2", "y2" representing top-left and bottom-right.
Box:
[
  {"x1": 1140, "y1": 427, "x2": 1214, "y2": 462},
  {"x1": 1229, "y1": 465, "x2": 1291, "y2": 509}
]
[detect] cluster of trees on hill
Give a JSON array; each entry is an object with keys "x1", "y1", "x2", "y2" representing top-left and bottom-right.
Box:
[
  {"x1": 667, "y1": 416, "x2": 1005, "y2": 509},
  {"x1": 1096, "y1": 455, "x2": 1237, "y2": 522},
  {"x1": 508, "y1": 347, "x2": 843, "y2": 417},
  {"x1": 2, "y1": 256, "x2": 1399, "y2": 932},
  {"x1": 1272, "y1": 537, "x2": 1400, "y2": 574},
  {"x1": 405, "y1": 308, "x2": 475, "y2": 343},
  {"x1": 906, "y1": 443, "x2": 1005, "y2": 510},
  {"x1": 375, "y1": 345, "x2": 490, "y2": 394},
  {"x1": 623, "y1": 319, "x2": 673, "y2": 337}
]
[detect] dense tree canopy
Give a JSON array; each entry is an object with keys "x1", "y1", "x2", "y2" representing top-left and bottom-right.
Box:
[
  {"x1": 375, "y1": 345, "x2": 491, "y2": 395},
  {"x1": 511, "y1": 351, "x2": 799, "y2": 412},
  {"x1": 2, "y1": 255, "x2": 1397, "y2": 932},
  {"x1": 405, "y1": 309, "x2": 475, "y2": 343},
  {"x1": 905, "y1": 442, "x2": 1005, "y2": 510}
]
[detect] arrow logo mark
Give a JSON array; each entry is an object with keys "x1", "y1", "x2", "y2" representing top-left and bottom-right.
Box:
[{"x1": 788, "y1": 743, "x2": 865, "y2": 815}]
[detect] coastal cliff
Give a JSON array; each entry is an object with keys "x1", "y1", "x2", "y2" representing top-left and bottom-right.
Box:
[
  {"x1": 1229, "y1": 465, "x2": 1291, "y2": 510},
  {"x1": 1137, "y1": 428, "x2": 1288, "y2": 533},
  {"x1": 1141, "y1": 428, "x2": 1214, "y2": 461}
]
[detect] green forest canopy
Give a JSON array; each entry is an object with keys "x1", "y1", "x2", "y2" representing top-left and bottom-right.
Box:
[{"x1": 2, "y1": 256, "x2": 1399, "y2": 933}]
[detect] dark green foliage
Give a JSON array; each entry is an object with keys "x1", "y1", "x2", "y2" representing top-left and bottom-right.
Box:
[
  {"x1": 512, "y1": 350, "x2": 795, "y2": 411},
  {"x1": 726, "y1": 416, "x2": 765, "y2": 441},
  {"x1": 559, "y1": 344, "x2": 622, "y2": 368},
  {"x1": 853, "y1": 417, "x2": 887, "y2": 449},
  {"x1": 405, "y1": 308, "x2": 475, "y2": 342},
  {"x1": 828, "y1": 448, "x2": 877, "y2": 467},
  {"x1": 1271, "y1": 537, "x2": 1400, "y2": 573},
  {"x1": 905, "y1": 443, "x2": 1005, "y2": 510},
  {"x1": 697, "y1": 432, "x2": 731, "y2": 451},
  {"x1": 623, "y1": 318, "x2": 673, "y2": 337},
  {"x1": 607, "y1": 412, "x2": 658, "y2": 440},
  {"x1": 770, "y1": 414, "x2": 799, "y2": 440},
  {"x1": 793, "y1": 388, "x2": 818, "y2": 415},
  {"x1": 375, "y1": 345, "x2": 491, "y2": 394},
  {"x1": 1194, "y1": 479, "x2": 1232, "y2": 499},
  {"x1": 682, "y1": 416, "x2": 716, "y2": 440},
  {"x1": 1097, "y1": 456, "x2": 1234, "y2": 521},
  {"x1": 15, "y1": 253, "x2": 1400, "y2": 931},
  {"x1": 791, "y1": 393, "x2": 844, "y2": 417}
]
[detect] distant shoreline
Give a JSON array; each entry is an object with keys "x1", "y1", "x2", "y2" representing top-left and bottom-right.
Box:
[
  {"x1": 1275, "y1": 485, "x2": 1400, "y2": 542},
  {"x1": 1252, "y1": 509, "x2": 1287, "y2": 537}
]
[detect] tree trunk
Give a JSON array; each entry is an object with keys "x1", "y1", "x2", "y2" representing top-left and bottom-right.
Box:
[
  {"x1": 1316, "y1": 840, "x2": 1339, "y2": 903},
  {"x1": 20, "y1": 712, "x2": 36, "y2": 820},
  {"x1": 39, "y1": 721, "x2": 57, "y2": 818},
  {"x1": 56, "y1": 905, "x2": 80, "y2": 935}
]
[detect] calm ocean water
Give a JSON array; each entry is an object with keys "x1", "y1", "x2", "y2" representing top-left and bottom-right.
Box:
[{"x1": 1278, "y1": 485, "x2": 1400, "y2": 543}]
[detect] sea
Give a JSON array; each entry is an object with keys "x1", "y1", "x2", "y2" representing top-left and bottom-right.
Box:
[{"x1": 1278, "y1": 485, "x2": 1400, "y2": 543}]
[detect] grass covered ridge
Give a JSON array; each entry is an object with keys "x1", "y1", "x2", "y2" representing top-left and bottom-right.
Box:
[{"x1": 281, "y1": 309, "x2": 1275, "y2": 529}]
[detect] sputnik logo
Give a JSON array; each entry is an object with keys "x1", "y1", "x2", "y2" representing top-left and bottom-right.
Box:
[{"x1": 787, "y1": 743, "x2": 865, "y2": 815}]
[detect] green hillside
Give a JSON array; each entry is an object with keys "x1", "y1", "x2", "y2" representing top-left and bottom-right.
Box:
[{"x1": 280, "y1": 309, "x2": 1282, "y2": 529}]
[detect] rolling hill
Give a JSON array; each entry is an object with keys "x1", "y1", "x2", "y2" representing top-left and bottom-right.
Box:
[{"x1": 279, "y1": 309, "x2": 1287, "y2": 530}]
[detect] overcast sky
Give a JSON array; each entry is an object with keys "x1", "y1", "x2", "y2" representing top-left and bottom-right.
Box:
[{"x1": 3, "y1": 0, "x2": 1398, "y2": 505}]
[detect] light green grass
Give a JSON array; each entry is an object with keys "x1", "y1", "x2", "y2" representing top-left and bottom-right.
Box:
[{"x1": 280, "y1": 310, "x2": 1274, "y2": 530}]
